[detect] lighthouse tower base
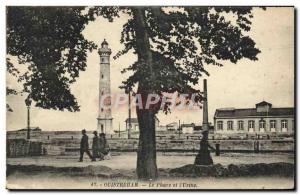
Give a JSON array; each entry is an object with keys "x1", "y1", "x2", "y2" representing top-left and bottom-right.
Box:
[{"x1": 97, "y1": 118, "x2": 113, "y2": 134}]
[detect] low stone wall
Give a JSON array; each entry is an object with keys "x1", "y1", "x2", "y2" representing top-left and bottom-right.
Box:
[
  {"x1": 37, "y1": 138, "x2": 294, "y2": 156},
  {"x1": 210, "y1": 139, "x2": 294, "y2": 152},
  {"x1": 6, "y1": 131, "x2": 295, "y2": 156}
]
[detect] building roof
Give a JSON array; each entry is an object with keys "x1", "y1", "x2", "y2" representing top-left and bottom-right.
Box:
[
  {"x1": 255, "y1": 101, "x2": 272, "y2": 108},
  {"x1": 18, "y1": 127, "x2": 41, "y2": 131},
  {"x1": 181, "y1": 123, "x2": 195, "y2": 127},
  {"x1": 194, "y1": 125, "x2": 214, "y2": 131},
  {"x1": 215, "y1": 107, "x2": 294, "y2": 118},
  {"x1": 166, "y1": 122, "x2": 178, "y2": 127},
  {"x1": 125, "y1": 118, "x2": 138, "y2": 123}
]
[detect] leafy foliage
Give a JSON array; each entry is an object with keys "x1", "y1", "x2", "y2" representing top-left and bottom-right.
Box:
[
  {"x1": 7, "y1": 6, "x2": 261, "y2": 113},
  {"x1": 6, "y1": 87, "x2": 17, "y2": 112},
  {"x1": 91, "y1": 6, "x2": 261, "y2": 113},
  {"x1": 7, "y1": 7, "x2": 96, "y2": 111}
]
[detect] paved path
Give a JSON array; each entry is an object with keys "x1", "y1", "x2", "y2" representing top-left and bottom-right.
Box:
[{"x1": 7, "y1": 152, "x2": 294, "y2": 170}]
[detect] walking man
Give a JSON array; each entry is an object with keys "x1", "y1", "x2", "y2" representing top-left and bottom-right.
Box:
[
  {"x1": 79, "y1": 129, "x2": 95, "y2": 162},
  {"x1": 92, "y1": 131, "x2": 100, "y2": 160},
  {"x1": 99, "y1": 133, "x2": 110, "y2": 159}
]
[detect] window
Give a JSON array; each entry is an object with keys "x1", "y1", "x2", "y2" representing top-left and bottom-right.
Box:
[
  {"x1": 101, "y1": 74, "x2": 104, "y2": 79},
  {"x1": 248, "y1": 120, "x2": 255, "y2": 130},
  {"x1": 227, "y1": 121, "x2": 233, "y2": 130},
  {"x1": 101, "y1": 57, "x2": 105, "y2": 63},
  {"x1": 281, "y1": 120, "x2": 288, "y2": 129},
  {"x1": 270, "y1": 120, "x2": 276, "y2": 129},
  {"x1": 259, "y1": 120, "x2": 266, "y2": 129},
  {"x1": 238, "y1": 121, "x2": 244, "y2": 130},
  {"x1": 101, "y1": 108, "x2": 104, "y2": 112},
  {"x1": 217, "y1": 121, "x2": 223, "y2": 130}
]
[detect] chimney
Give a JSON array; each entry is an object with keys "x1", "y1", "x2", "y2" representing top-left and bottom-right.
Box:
[{"x1": 202, "y1": 79, "x2": 209, "y2": 131}]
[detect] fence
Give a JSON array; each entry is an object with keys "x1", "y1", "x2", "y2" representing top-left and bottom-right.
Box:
[{"x1": 7, "y1": 139, "x2": 43, "y2": 157}]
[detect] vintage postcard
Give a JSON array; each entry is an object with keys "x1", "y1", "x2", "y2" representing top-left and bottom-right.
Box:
[{"x1": 6, "y1": 6, "x2": 295, "y2": 190}]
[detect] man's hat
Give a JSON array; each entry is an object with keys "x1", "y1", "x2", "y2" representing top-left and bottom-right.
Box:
[
  {"x1": 82, "y1": 129, "x2": 86, "y2": 133},
  {"x1": 100, "y1": 133, "x2": 105, "y2": 137},
  {"x1": 93, "y1": 131, "x2": 98, "y2": 135}
]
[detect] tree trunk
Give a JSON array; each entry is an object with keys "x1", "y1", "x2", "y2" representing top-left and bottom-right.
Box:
[
  {"x1": 136, "y1": 92, "x2": 158, "y2": 179},
  {"x1": 132, "y1": 8, "x2": 158, "y2": 180}
]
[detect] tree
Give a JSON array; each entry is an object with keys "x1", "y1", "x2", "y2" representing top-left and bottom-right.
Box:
[
  {"x1": 7, "y1": 6, "x2": 96, "y2": 111},
  {"x1": 7, "y1": 6, "x2": 261, "y2": 180},
  {"x1": 89, "y1": 6, "x2": 261, "y2": 179}
]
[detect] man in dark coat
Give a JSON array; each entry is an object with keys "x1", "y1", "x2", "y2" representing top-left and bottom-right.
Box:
[
  {"x1": 79, "y1": 129, "x2": 95, "y2": 162},
  {"x1": 99, "y1": 133, "x2": 110, "y2": 157},
  {"x1": 92, "y1": 131, "x2": 100, "y2": 159}
]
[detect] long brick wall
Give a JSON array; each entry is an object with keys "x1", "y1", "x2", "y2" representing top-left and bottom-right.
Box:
[{"x1": 7, "y1": 131, "x2": 294, "y2": 156}]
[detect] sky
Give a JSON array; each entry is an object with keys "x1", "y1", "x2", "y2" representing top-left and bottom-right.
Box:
[{"x1": 6, "y1": 7, "x2": 294, "y2": 132}]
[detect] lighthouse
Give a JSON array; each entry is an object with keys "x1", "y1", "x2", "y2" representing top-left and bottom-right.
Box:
[{"x1": 97, "y1": 39, "x2": 113, "y2": 134}]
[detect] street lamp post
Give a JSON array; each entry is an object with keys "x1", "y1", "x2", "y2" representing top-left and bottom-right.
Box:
[
  {"x1": 25, "y1": 98, "x2": 32, "y2": 140},
  {"x1": 126, "y1": 87, "x2": 132, "y2": 139},
  {"x1": 118, "y1": 122, "x2": 121, "y2": 138}
]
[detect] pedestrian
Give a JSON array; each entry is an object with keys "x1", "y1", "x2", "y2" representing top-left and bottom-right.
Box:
[
  {"x1": 78, "y1": 129, "x2": 95, "y2": 162},
  {"x1": 99, "y1": 133, "x2": 110, "y2": 159},
  {"x1": 92, "y1": 131, "x2": 100, "y2": 160}
]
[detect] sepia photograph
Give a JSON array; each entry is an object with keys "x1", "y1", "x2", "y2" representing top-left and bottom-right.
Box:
[{"x1": 5, "y1": 5, "x2": 295, "y2": 190}]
